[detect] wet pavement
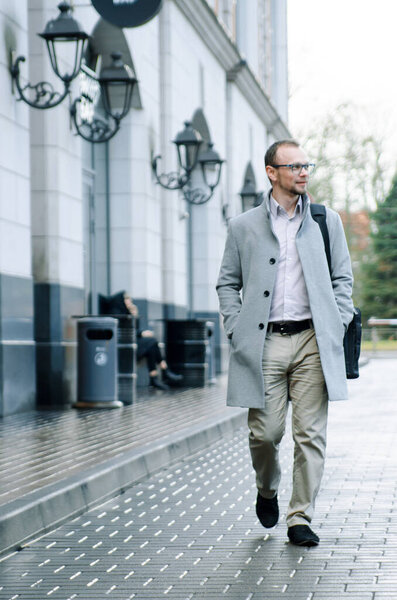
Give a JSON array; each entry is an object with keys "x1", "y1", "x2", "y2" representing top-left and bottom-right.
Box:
[
  {"x1": 0, "y1": 378, "x2": 245, "y2": 555},
  {"x1": 0, "y1": 357, "x2": 396, "y2": 599},
  {"x1": 0, "y1": 380, "x2": 239, "y2": 507}
]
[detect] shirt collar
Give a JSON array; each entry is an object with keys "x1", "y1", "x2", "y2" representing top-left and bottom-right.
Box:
[{"x1": 270, "y1": 194, "x2": 303, "y2": 218}]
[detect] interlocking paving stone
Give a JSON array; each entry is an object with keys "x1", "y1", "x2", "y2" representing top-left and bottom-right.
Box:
[
  {"x1": 0, "y1": 358, "x2": 396, "y2": 599},
  {"x1": 0, "y1": 379, "x2": 243, "y2": 507},
  {"x1": 0, "y1": 377, "x2": 248, "y2": 553}
]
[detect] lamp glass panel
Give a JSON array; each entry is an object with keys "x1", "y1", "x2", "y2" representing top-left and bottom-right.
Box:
[
  {"x1": 177, "y1": 143, "x2": 199, "y2": 172},
  {"x1": 202, "y1": 161, "x2": 221, "y2": 188},
  {"x1": 102, "y1": 81, "x2": 130, "y2": 119},
  {"x1": 188, "y1": 144, "x2": 199, "y2": 170},
  {"x1": 47, "y1": 38, "x2": 84, "y2": 81}
]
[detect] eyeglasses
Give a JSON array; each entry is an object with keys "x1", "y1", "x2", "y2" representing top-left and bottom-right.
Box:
[{"x1": 271, "y1": 163, "x2": 316, "y2": 175}]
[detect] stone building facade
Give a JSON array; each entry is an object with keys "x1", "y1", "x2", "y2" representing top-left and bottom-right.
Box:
[{"x1": 0, "y1": 0, "x2": 289, "y2": 416}]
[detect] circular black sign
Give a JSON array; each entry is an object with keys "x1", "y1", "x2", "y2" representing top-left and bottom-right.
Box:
[{"x1": 91, "y1": 0, "x2": 163, "y2": 28}]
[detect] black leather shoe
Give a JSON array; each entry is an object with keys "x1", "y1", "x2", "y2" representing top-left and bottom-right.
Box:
[
  {"x1": 163, "y1": 368, "x2": 183, "y2": 383},
  {"x1": 150, "y1": 376, "x2": 170, "y2": 391},
  {"x1": 287, "y1": 525, "x2": 319, "y2": 547},
  {"x1": 256, "y1": 493, "x2": 279, "y2": 528}
]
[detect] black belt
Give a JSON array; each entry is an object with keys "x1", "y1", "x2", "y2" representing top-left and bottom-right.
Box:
[{"x1": 267, "y1": 319, "x2": 313, "y2": 335}]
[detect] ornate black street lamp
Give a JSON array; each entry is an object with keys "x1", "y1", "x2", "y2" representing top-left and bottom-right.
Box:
[
  {"x1": 70, "y1": 52, "x2": 137, "y2": 143},
  {"x1": 10, "y1": 2, "x2": 89, "y2": 110},
  {"x1": 184, "y1": 143, "x2": 224, "y2": 205},
  {"x1": 152, "y1": 122, "x2": 224, "y2": 204},
  {"x1": 152, "y1": 122, "x2": 202, "y2": 190},
  {"x1": 239, "y1": 176, "x2": 264, "y2": 212},
  {"x1": 173, "y1": 121, "x2": 203, "y2": 177},
  {"x1": 99, "y1": 53, "x2": 136, "y2": 117}
]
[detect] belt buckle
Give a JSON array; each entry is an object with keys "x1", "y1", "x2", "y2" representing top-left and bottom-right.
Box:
[{"x1": 279, "y1": 323, "x2": 288, "y2": 335}]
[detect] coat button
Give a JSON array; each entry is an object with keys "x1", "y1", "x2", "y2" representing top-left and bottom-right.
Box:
[
  {"x1": 258, "y1": 323, "x2": 264, "y2": 330},
  {"x1": 263, "y1": 290, "x2": 269, "y2": 297},
  {"x1": 269, "y1": 258, "x2": 276, "y2": 264}
]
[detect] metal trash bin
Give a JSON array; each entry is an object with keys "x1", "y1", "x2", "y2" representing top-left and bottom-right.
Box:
[
  {"x1": 116, "y1": 315, "x2": 137, "y2": 405},
  {"x1": 166, "y1": 320, "x2": 209, "y2": 387},
  {"x1": 75, "y1": 317, "x2": 122, "y2": 408}
]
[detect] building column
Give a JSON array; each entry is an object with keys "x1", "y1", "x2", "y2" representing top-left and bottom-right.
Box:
[
  {"x1": 29, "y1": 1, "x2": 85, "y2": 408},
  {"x1": 159, "y1": 2, "x2": 188, "y2": 321}
]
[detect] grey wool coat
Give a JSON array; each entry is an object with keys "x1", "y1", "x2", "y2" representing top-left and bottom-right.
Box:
[{"x1": 216, "y1": 191, "x2": 354, "y2": 409}]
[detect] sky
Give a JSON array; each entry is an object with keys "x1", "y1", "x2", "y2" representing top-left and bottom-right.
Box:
[{"x1": 287, "y1": 0, "x2": 397, "y2": 174}]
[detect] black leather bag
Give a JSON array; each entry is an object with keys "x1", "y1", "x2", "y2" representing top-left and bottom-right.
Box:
[
  {"x1": 343, "y1": 307, "x2": 362, "y2": 379},
  {"x1": 310, "y1": 203, "x2": 362, "y2": 379}
]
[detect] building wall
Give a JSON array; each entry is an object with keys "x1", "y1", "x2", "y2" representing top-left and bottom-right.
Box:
[
  {"x1": 0, "y1": 0, "x2": 290, "y2": 415},
  {"x1": 271, "y1": 0, "x2": 288, "y2": 122},
  {"x1": 0, "y1": 2, "x2": 35, "y2": 416}
]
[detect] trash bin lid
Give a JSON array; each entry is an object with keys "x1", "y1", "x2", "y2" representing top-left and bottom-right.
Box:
[{"x1": 78, "y1": 317, "x2": 117, "y2": 326}]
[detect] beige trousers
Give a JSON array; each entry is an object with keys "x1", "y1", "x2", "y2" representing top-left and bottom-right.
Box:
[{"x1": 248, "y1": 327, "x2": 328, "y2": 527}]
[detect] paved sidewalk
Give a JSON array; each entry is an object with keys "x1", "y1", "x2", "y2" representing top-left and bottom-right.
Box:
[
  {"x1": 0, "y1": 357, "x2": 396, "y2": 599},
  {"x1": 0, "y1": 377, "x2": 246, "y2": 555}
]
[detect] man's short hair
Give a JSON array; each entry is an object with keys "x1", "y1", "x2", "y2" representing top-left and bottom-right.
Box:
[{"x1": 264, "y1": 139, "x2": 300, "y2": 166}]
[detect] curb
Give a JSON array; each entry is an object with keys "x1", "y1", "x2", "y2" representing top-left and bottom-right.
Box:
[{"x1": 0, "y1": 408, "x2": 247, "y2": 556}]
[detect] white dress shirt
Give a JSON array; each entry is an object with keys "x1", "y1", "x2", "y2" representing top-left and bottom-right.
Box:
[{"x1": 268, "y1": 195, "x2": 312, "y2": 323}]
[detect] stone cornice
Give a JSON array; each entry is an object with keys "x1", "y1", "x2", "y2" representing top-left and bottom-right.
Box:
[{"x1": 172, "y1": 0, "x2": 290, "y2": 138}]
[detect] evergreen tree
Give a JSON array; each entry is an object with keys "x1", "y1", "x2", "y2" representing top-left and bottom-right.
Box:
[{"x1": 361, "y1": 175, "x2": 397, "y2": 322}]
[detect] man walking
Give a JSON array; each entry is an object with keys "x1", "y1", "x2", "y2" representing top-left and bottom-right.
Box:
[{"x1": 216, "y1": 140, "x2": 354, "y2": 546}]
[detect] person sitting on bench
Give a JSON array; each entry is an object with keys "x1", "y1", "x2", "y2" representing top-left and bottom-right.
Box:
[{"x1": 101, "y1": 291, "x2": 183, "y2": 391}]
